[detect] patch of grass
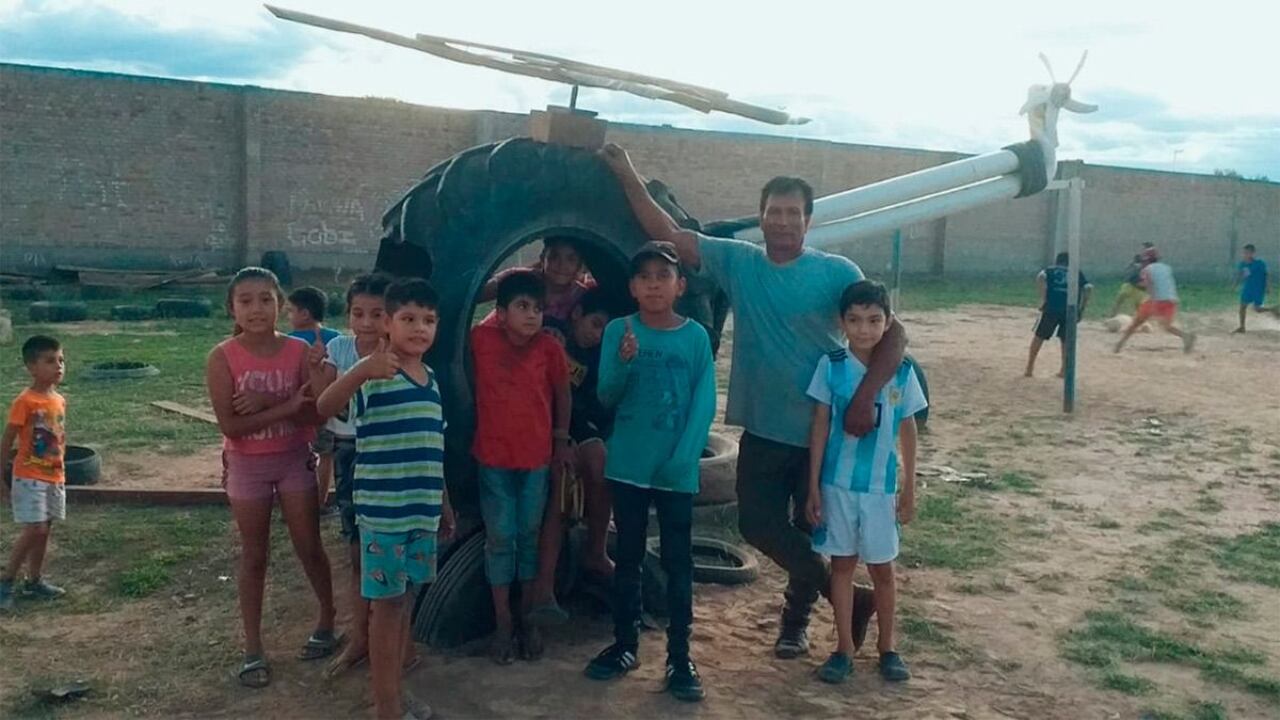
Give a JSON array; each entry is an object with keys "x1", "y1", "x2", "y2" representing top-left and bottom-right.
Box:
[
  {"x1": 996, "y1": 472, "x2": 1040, "y2": 495},
  {"x1": 1193, "y1": 493, "x2": 1225, "y2": 514},
  {"x1": 1163, "y1": 590, "x2": 1247, "y2": 620},
  {"x1": 1102, "y1": 670, "x2": 1156, "y2": 695},
  {"x1": 1093, "y1": 517, "x2": 1122, "y2": 530},
  {"x1": 1214, "y1": 522, "x2": 1280, "y2": 588},
  {"x1": 899, "y1": 489, "x2": 1004, "y2": 571},
  {"x1": 1139, "y1": 519, "x2": 1177, "y2": 534},
  {"x1": 1047, "y1": 499, "x2": 1085, "y2": 513}
]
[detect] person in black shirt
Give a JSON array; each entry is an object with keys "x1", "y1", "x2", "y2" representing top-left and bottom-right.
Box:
[{"x1": 1025, "y1": 252, "x2": 1092, "y2": 378}]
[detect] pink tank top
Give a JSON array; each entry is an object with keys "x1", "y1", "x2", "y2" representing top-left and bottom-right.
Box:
[{"x1": 219, "y1": 335, "x2": 315, "y2": 455}]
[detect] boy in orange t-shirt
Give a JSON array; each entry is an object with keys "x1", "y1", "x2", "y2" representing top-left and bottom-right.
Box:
[{"x1": 1, "y1": 335, "x2": 69, "y2": 611}]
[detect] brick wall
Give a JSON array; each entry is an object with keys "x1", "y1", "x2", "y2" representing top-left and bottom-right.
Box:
[{"x1": 2, "y1": 63, "x2": 1276, "y2": 280}]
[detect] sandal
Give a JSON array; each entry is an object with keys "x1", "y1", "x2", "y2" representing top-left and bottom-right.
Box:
[
  {"x1": 298, "y1": 629, "x2": 343, "y2": 661},
  {"x1": 238, "y1": 655, "x2": 272, "y2": 689},
  {"x1": 489, "y1": 633, "x2": 517, "y2": 666}
]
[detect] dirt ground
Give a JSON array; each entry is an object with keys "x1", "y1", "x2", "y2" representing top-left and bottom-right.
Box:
[{"x1": 10, "y1": 305, "x2": 1279, "y2": 719}]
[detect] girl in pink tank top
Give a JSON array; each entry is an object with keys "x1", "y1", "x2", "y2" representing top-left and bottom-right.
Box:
[{"x1": 205, "y1": 267, "x2": 336, "y2": 687}]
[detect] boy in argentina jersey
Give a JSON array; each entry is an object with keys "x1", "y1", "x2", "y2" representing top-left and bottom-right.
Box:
[{"x1": 804, "y1": 281, "x2": 927, "y2": 686}]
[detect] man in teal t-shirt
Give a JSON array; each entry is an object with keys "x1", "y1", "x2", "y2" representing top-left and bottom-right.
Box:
[{"x1": 600, "y1": 144, "x2": 907, "y2": 660}]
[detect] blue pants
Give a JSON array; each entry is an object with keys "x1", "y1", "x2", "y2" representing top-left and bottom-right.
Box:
[{"x1": 478, "y1": 465, "x2": 549, "y2": 586}]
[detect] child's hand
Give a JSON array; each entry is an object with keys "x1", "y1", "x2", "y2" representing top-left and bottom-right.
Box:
[
  {"x1": 618, "y1": 318, "x2": 638, "y2": 363},
  {"x1": 897, "y1": 495, "x2": 915, "y2": 525},
  {"x1": 284, "y1": 386, "x2": 312, "y2": 415},
  {"x1": 552, "y1": 438, "x2": 574, "y2": 474},
  {"x1": 307, "y1": 330, "x2": 328, "y2": 369},
  {"x1": 233, "y1": 390, "x2": 277, "y2": 415},
  {"x1": 359, "y1": 339, "x2": 401, "y2": 380},
  {"x1": 805, "y1": 492, "x2": 823, "y2": 529},
  {"x1": 439, "y1": 494, "x2": 456, "y2": 543}
]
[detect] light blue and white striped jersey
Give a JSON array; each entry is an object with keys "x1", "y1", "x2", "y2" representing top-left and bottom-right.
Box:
[
  {"x1": 806, "y1": 350, "x2": 927, "y2": 494},
  {"x1": 350, "y1": 366, "x2": 445, "y2": 534},
  {"x1": 324, "y1": 335, "x2": 361, "y2": 438}
]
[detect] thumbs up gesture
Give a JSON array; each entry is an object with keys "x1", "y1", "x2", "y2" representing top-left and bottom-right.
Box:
[
  {"x1": 307, "y1": 329, "x2": 328, "y2": 370},
  {"x1": 359, "y1": 338, "x2": 401, "y2": 380},
  {"x1": 618, "y1": 318, "x2": 638, "y2": 363}
]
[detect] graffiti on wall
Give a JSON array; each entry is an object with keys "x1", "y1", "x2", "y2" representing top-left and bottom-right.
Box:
[{"x1": 285, "y1": 193, "x2": 372, "y2": 254}]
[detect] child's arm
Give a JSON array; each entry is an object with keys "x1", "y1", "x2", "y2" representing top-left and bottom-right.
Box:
[
  {"x1": 804, "y1": 402, "x2": 831, "y2": 529},
  {"x1": 1036, "y1": 270, "x2": 1047, "y2": 309},
  {"x1": 551, "y1": 346, "x2": 574, "y2": 469},
  {"x1": 897, "y1": 417, "x2": 918, "y2": 524},
  {"x1": 206, "y1": 347, "x2": 308, "y2": 438},
  {"x1": 0, "y1": 423, "x2": 18, "y2": 497},
  {"x1": 596, "y1": 319, "x2": 633, "y2": 409},
  {"x1": 655, "y1": 332, "x2": 717, "y2": 486}
]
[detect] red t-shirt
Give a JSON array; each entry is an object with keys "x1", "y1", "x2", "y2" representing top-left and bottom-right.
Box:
[{"x1": 470, "y1": 324, "x2": 569, "y2": 470}]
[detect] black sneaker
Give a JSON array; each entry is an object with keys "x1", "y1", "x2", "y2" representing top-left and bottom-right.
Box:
[
  {"x1": 774, "y1": 624, "x2": 810, "y2": 659},
  {"x1": 584, "y1": 643, "x2": 640, "y2": 680},
  {"x1": 665, "y1": 657, "x2": 705, "y2": 702}
]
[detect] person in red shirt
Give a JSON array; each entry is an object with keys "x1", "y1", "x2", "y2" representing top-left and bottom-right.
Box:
[
  {"x1": 1, "y1": 335, "x2": 69, "y2": 611},
  {"x1": 471, "y1": 271, "x2": 573, "y2": 665}
]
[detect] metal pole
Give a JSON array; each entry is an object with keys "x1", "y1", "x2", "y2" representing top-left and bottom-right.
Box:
[
  {"x1": 890, "y1": 229, "x2": 903, "y2": 312},
  {"x1": 1063, "y1": 176, "x2": 1083, "y2": 414}
]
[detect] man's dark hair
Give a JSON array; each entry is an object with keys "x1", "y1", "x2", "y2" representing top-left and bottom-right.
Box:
[
  {"x1": 496, "y1": 270, "x2": 545, "y2": 309},
  {"x1": 576, "y1": 286, "x2": 622, "y2": 319},
  {"x1": 22, "y1": 335, "x2": 60, "y2": 365},
  {"x1": 346, "y1": 273, "x2": 393, "y2": 309},
  {"x1": 1055, "y1": 252, "x2": 1070, "y2": 265},
  {"x1": 839, "y1": 280, "x2": 891, "y2": 317},
  {"x1": 384, "y1": 278, "x2": 439, "y2": 315},
  {"x1": 759, "y1": 176, "x2": 814, "y2": 216},
  {"x1": 1243, "y1": 243, "x2": 1256, "y2": 252},
  {"x1": 287, "y1": 286, "x2": 327, "y2": 322}
]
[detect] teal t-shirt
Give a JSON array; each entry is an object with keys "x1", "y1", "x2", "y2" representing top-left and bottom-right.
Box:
[
  {"x1": 696, "y1": 234, "x2": 863, "y2": 447},
  {"x1": 597, "y1": 315, "x2": 717, "y2": 494}
]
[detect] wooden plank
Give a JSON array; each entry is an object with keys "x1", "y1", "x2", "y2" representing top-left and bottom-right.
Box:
[
  {"x1": 67, "y1": 486, "x2": 227, "y2": 506},
  {"x1": 151, "y1": 400, "x2": 219, "y2": 425}
]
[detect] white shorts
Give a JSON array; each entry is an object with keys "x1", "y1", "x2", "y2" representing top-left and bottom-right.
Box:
[
  {"x1": 811, "y1": 485, "x2": 898, "y2": 564},
  {"x1": 11, "y1": 478, "x2": 66, "y2": 524}
]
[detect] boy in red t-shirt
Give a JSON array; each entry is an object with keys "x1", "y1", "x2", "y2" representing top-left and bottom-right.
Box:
[
  {"x1": 471, "y1": 271, "x2": 573, "y2": 664},
  {"x1": 1, "y1": 336, "x2": 69, "y2": 611}
]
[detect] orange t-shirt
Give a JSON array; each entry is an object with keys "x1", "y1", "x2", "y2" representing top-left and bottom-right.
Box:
[{"x1": 7, "y1": 388, "x2": 67, "y2": 484}]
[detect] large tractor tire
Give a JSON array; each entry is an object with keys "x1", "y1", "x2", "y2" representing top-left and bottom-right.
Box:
[{"x1": 375, "y1": 139, "x2": 723, "y2": 520}]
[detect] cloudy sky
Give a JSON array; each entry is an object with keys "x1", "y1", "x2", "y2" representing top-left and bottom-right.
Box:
[{"x1": 2, "y1": 0, "x2": 1277, "y2": 180}]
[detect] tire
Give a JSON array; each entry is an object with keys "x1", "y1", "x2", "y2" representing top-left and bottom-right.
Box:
[
  {"x1": 375, "y1": 139, "x2": 723, "y2": 520},
  {"x1": 110, "y1": 305, "x2": 154, "y2": 322},
  {"x1": 64, "y1": 445, "x2": 101, "y2": 486},
  {"x1": 84, "y1": 362, "x2": 160, "y2": 381},
  {"x1": 904, "y1": 354, "x2": 930, "y2": 428},
  {"x1": 1, "y1": 285, "x2": 47, "y2": 301},
  {"x1": 154, "y1": 298, "x2": 212, "y2": 319},
  {"x1": 326, "y1": 293, "x2": 346, "y2": 319},
  {"x1": 28, "y1": 301, "x2": 88, "y2": 323},
  {"x1": 696, "y1": 431, "x2": 738, "y2": 506},
  {"x1": 411, "y1": 529, "x2": 494, "y2": 649},
  {"x1": 645, "y1": 536, "x2": 759, "y2": 586},
  {"x1": 260, "y1": 251, "x2": 293, "y2": 287}
]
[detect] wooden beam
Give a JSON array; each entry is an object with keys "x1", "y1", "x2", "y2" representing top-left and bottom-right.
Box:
[{"x1": 151, "y1": 401, "x2": 219, "y2": 425}]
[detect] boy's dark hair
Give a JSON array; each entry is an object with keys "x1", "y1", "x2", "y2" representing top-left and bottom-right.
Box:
[
  {"x1": 346, "y1": 273, "x2": 392, "y2": 309},
  {"x1": 1243, "y1": 243, "x2": 1256, "y2": 252},
  {"x1": 759, "y1": 176, "x2": 814, "y2": 216},
  {"x1": 384, "y1": 278, "x2": 439, "y2": 315},
  {"x1": 1055, "y1": 252, "x2": 1070, "y2": 265},
  {"x1": 576, "y1": 286, "x2": 621, "y2": 319},
  {"x1": 496, "y1": 270, "x2": 545, "y2": 309},
  {"x1": 541, "y1": 236, "x2": 581, "y2": 257},
  {"x1": 22, "y1": 335, "x2": 60, "y2": 365},
  {"x1": 287, "y1": 286, "x2": 327, "y2": 322},
  {"x1": 839, "y1": 280, "x2": 891, "y2": 317}
]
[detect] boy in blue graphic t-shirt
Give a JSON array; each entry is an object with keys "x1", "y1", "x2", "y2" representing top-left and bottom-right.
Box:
[
  {"x1": 1235, "y1": 243, "x2": 1273, "y2": 333},
  {"x1": 805, "y1": 280, "x2": 927, "y2": 685}
]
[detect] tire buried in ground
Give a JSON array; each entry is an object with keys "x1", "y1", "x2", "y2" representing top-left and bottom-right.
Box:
[
  {"x1": 65, "y1": 445, "x2": 102, "y2": 486},
  {"x1": 645, "y1": 536, "x2": 759, "y2": 586},
  {"x1": 28, "y1": 301, "x2": 89, "y2": 323},
  {"x1": 154, "y1": 298, "x2": 212, "y2": 319},
  {"x1": 411, "y1": 529, "x2": 494, "y2": 649},
  {"x1": 84, "y1": 361, "x2": 160, "y2": 381}
]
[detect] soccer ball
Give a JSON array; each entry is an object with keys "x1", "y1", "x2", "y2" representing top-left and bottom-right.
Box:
[{"x1": 1104, "y1": 315, "x2": 1129, "y2": 333}]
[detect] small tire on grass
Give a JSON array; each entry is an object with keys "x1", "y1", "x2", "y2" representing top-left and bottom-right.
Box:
[
  {"x1": 110, "y1": 305, "x2": 154, "y2": 322},
  {"x1": 326, "y1": 293, "x2": 346, "y2": 319},
  {"x1": 84, "y1": 361, "x2": 160, "y2": 381},
  {"x1": 411, "y1": 529, "x2": 494, "y2": 649},
  {"x1": 646, "y1": 536, "x2": 759, "y2": 586},
  {"x1": 28, "y1": 301, "x2": 89, "y2": 323},
  {"x1": 260, "y1": 251, "x2": 293, "y2": 287},
  {"x1": 154, "y1": 297, "x2": 212, "y2": 319},
  {"x1": 65, "y1": 445, "x2": 102, "y2": 486},
  {"x1": 1, "y1": 285, "x2": 47, "y2": 301}
]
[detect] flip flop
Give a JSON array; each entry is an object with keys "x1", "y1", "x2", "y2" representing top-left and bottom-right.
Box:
[
  {"x1": 238, "y1": 655, "x2": 272, "y2": 689},
  {"x1": 298, "y1": 630, "x2": 343, "y2": 661}
]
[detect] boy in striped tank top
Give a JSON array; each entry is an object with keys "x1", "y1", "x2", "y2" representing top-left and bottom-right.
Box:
[
  {"x1": 804, "y1": 281, "x2": 927, "y2": 685},
  {"x1": 318, "y1": 278, "x2": 452, "y2": 720}
]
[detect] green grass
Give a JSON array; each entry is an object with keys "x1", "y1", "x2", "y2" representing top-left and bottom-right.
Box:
[
  {"x1": 995, "y1": 471, "x2": 1040, "y2": 495},
  {"x1": 1093, "y1": 517, "x2": 1123, "y2": 530},
  {"x1": 1214, "y1": 522, "x2": 1280, "y2": 588},
  {"x1": 1194, "y1": 493, "x2": 1225, "y2": 514},
  {"x1": 1102, "y1": 669, "x2": 1156, "y2": 695},
  {"x1": 1163, "y1": 590, "x2": 1247, "y2": 620},
  {"x1": 892, "y1": 278, "x2": 1245, "y2": 317},
  {"x1": 898, "y1": 488, "x2": 1004, "y2": 571}
]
